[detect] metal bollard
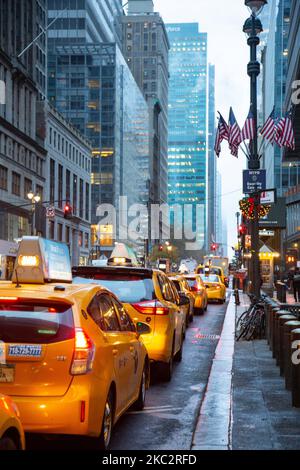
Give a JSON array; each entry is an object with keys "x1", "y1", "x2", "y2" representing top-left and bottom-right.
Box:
[
  {"x1": 270, "y1": 307, "x2": 282, "y2": 354},
  {"x1": 279, "y1": 315, "x2": 297, "y2": 376},
  {"x1": 273, "y1": 311, "x2": 291, "y2": 364},
  {"x1": 268, "y1": 305, "x2": 280, "y2": 348},
  {"x1": 291, "y1": 329, "x2": 300, "y2": 408},
  {"x1": 283, "y1": 321, "x2": 300, "y2": 390},
  {"x1": 234, "y1": 289, "x2": 240, "y2": 306}
]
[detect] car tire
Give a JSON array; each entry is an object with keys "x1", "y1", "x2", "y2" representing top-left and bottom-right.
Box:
[
  {"x1": 194, "y1": 307, "x2": 204, "y2": 315},
  {"x1": 174, "y1": 330, "x2": 184, "y2": 362},
  {"x1": 159, "y1": 340, "x2": 174, "y2": 382},
  {"x1": 133, "y1": 364, "x2": 147, "y2": 411},
  {"x1": 99, "y1": 390, "x2": 114, "y2": 450},
  {"x1": 0, "y1": 437, "x2": 18, "y2": 450}
]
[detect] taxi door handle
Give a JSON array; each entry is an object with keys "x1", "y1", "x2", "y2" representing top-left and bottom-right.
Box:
[{"x1": 112, "y1": 349, "x2": 118, "y2": 356}]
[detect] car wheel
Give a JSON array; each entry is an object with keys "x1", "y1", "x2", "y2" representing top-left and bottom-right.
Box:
[
  {"x1": 194, "y1": 307, "x2": 204, "y2": 315},
  {"x1": 99, "y1": 391, "x2": 114, "y2": 450},
  {"x1": 133, "y1": 364, "x2": 147, "y2": 411},
  {"x1": 174, "y1": 330, "x2": 184, "y2": 362},
  {"x1": 159, "y1": 341, "x2": 174, "y2": 382},
  {"x1": 0, "y1": 437, "x2": 18, "y2": 450}
]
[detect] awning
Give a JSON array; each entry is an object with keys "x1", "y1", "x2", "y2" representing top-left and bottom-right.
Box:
[{"x1": 0, "y1": 240, "x2": 18, "y2": 257}]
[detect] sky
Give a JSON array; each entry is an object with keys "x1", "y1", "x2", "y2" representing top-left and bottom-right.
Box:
[{"x1": 154, "y1": 0, "x2": 253, "y2": 255}]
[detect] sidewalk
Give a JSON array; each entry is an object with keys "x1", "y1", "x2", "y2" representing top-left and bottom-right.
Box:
[
  {"x1": 232, "y1": 292, "x2": 300, "y2": 450},
  {"x1": 192, "y1": 291, "x2": 300, "y2": 450}
]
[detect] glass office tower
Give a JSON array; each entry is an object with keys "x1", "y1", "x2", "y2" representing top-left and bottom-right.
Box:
[
  {"x1": 166, "y1": 23, "x2": 208, "y2": 250},
  {"x1": 48, "y1": 44, "x2": 149, "y2": 248}
]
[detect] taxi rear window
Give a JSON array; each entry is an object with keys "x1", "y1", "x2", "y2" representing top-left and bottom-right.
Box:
[
  {"x1": 0, "y1": 301, "x2": 74, "y2": 344},
  {"x1": 73, "y1": 275, "x2": 156, "y2": 303}
]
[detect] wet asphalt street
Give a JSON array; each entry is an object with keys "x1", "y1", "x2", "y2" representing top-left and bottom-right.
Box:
[
  {"x1": 27, "y1": 298, "x2": 228, "y2": 451},
  {"x1": 110, "y1": 299, "x2": 228, "y2": 451}
]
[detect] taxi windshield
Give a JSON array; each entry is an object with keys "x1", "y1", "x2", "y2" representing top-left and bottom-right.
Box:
[
  {"x1": 200, "y1": 274, "x2": 219, "y2": 283},
  {"x1": 73, "y1": 275, "x2": 156, "y2": 303},
  {"x1": 0, "y1": 301, "x2": 74, "y2": 344}
]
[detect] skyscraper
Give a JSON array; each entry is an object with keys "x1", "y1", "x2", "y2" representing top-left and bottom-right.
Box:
[
  {"x1": 207, "y1": 64, "x2": 217, "y2": 249},
  {"x1": 167, "y1": 23, "x2": 208, "y2": 252},
  {"x1": 48, "y1": 0, "x2": 150, "y2": 254},
  {"x1": 121, "y1": 0, "x2": 169, "y2": 209},
  {"x1": 262, "y1": 0, "x2": 293, "y2": 191},
  {"x1": 0, "y1": 0, "x2": 47, "y2": 241}
]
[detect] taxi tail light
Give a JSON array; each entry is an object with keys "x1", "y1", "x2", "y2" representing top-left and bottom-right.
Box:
[
  {"x1": 191, "y1": 285, "x2": 201, "y2": 293},
  {"x1": 132, "y1": 300, "x2": 169, "y2": 316},
  {"x1": 71, "y1": 328, "x2": 95, "y2": 375}
]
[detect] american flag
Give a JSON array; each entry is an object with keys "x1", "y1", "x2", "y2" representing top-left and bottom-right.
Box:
[
  {"x1": 277, "y1": 110, "x2": 295, "y2": 150},
  {"x1": 228, "y1": 107, "x2": 242, "y2": 157},
  {"x1": 214, "y1": 113, "x2": 229, "y2": 157},
  {"x1": 274, "y1": 116, "x2": 286, "y2": 147},
  {"x1": 241, "y1": 107, "x2": 256, "y2": 142},
  {"x1": 260, "y1": 107, "x2": 275, "y2": 143}
]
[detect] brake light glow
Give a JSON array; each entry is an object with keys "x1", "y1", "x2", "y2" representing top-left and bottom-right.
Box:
[
  {"x1": 133, "y1": 300, "x2": 169, "y2": 315},
  {"x1": 71, "y1": 328, "x2": 95, "y2": 375},
  {"x1": 0, "y1": 297, "x2": 19, "y2": 302}
]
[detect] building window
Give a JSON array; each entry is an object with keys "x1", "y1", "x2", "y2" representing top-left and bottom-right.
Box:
[
  {"x1": 0, "y1": 165, "x2": 8, "y2": 191},
  {"x1": 50, "y1": 159, "x2": 55, "y2": 203},
  {"x1": 66, "y1": 169, "x2": 71, "y2": 202},
  {"x1": 12, "y1": 172, "x2": 21, "y2": 196},
  {"x1": 58, "y1": 164, "x2": 63, "y2": 208},
  {"x1": 65, "y1": 226, "x2": 70, "y2": 244},
  {"x1": 57, "y1": 223, "x2": 63, "y2": 242},
  {"x1": 73, "y1": 174, "x2": 77, "y2": 215},
  {"x1": 79, "y1": 178, "x2": 84, "y2": 218},
  {"x1": 85, "y1": 232, "x2": 89, "y2": 249},
  {"x1": 79, "y1": 231, "x2": 83, "y2": 247},
  {"x1": 85, "y1": 182, "x2": 90, "y2": 221},
  {"x1": 36, "y1": 185, "x2": 43, "y2": 201},
  {"x1": 24, "y1": 178, "x2": 32, "y2": 199},
  {"x1": 49, "y1": 220, "x2": 55, "y2": 240}
]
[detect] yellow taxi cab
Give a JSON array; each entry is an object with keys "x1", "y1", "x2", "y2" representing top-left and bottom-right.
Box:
[
  {"x1": 182, "y1": 274, "x2": 208, "y2": 315},
  {"x1": 168, "y1": 275, "x2": 195, "y2": 325},
  {"x1": 0, "y1": 394, "x2": 25, "y2": 450},
  {"x1": 73, "y1": 266, "x2": 186, "y2": 382},
  {"x1": 200, "y1": 273, "x2": 226, "y2": 303},
  {"x1": 196, "y1": 264, "x2": 228, "y2": 287},
  {"x1": 0, "y1": 237, "x2": 150, "y2": 449}
]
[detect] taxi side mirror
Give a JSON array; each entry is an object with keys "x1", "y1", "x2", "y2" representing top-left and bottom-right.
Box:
[{"x1": 136, "y1": 322, "x2": 151, "y2": 335}]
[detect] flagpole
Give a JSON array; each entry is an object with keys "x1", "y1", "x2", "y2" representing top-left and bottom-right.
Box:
[{"x1": 243, "y1": 5, "x2": 266, "y2": 299}]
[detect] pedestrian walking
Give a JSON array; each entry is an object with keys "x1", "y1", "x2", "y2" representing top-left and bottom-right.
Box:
[{"x1": 293, "y1": 268, "x2": 300, "y2": 303}]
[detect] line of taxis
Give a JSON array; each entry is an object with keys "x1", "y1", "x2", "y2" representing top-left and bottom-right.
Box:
[{"x1": 0, "y1": 238, "x2": 227, "y2": 450}]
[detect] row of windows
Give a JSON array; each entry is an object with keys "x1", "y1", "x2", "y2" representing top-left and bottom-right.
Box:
[
  {"x1": 0, "y1": 165, "x2": 43, "y2": 199},
  {"x1": 48, "y1": 220, "x2": 89, "y2": 250},
  {"x1": 49, "y1": 126, "x2": 91, "y2": 172},
  {"x1": 0, "y1": 133, "x2": 44, "y2": 176}
]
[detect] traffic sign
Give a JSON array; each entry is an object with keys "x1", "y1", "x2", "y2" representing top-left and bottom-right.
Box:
[
  {"x1": 260, "y1": 189, "x2": 276, "y2": 205},
  {"x1": 46, "y1": 206, "x2": 55, "y2": 218},
  {"x1": 243, "y1": 170, "x2": 266, "y2": 194}
]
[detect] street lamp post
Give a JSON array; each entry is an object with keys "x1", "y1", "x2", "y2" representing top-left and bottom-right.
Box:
[
  {"x1": 27, "y1": 191, "x2": 41, "y2": 236},
  {"x1": 243, "y1": 0, "x2": 267, "y2": 297}
]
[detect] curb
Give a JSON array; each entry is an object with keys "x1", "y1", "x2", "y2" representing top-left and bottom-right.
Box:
[{"x1": 191, "y1": 293, "x2": 236, "y2": 450}]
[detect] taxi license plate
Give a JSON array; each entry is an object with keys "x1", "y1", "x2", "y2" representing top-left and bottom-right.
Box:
[{"x1": 0, "y1": 365, "x2": 15, "y2": 383}]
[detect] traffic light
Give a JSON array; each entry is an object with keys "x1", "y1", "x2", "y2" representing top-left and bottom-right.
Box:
[
  {"x1": 238, "y1": 224, "x2": 247, "y2": 236},
  {"x1": 159, "y1": 244, "x2": 163, "y2": 252},
  {"x1": 64, "y1": 203, "x2": 72, "y2": 219},
  {"x1": 210, "y1": 243, "x2": 217, "y2": 252}
]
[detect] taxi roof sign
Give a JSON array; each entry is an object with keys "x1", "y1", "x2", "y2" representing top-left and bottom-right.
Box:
[{"x1": 12, "y1": 237, "x2": 72, "y2": 284}]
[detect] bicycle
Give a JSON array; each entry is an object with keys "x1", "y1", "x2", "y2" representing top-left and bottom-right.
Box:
[{"x1": 235, "y1": 293, "x2": 266, "y2": 341}]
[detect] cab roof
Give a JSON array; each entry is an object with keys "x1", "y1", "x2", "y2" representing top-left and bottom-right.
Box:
[{"x1": 0, "y1": 281, "x2": 108, "y2": 302}]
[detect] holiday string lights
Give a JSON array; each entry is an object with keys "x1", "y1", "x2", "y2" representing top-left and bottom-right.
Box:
[{"x1": 239, "y1": 197, "x2": 271, "y2": 220}]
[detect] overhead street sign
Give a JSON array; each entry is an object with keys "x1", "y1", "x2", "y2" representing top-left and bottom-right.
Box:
[
  {"x1": 260, "y1": 189, "x2": 276, "y2": 205},
  {"x1": 243, "y1": 170, "x2": 266, "y2": 194}
]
